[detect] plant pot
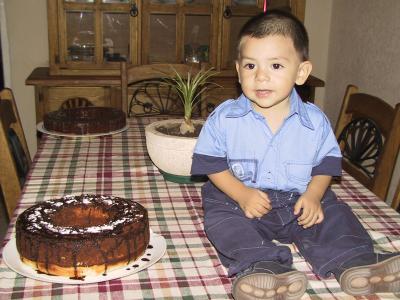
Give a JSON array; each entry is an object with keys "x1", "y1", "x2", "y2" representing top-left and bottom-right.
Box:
[{"x1": 145, "y1": 119, "x2": 207, "y2": 183}]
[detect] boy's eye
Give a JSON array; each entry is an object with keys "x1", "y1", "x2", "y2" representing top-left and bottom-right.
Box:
[
  {"x1": 244, "y1": 63, "x2": 255, "y2": 70},
  {"x1": 272, "y1": 63, "x2": 283, "y2": 70}
]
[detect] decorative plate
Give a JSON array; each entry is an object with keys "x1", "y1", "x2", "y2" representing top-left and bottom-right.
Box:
[
  {"x1": 3, "y1": 230, "x2": 166, "y2": 284},
  {"x1": 36, "y1": 122, "x2": 129, "y2": 138}
]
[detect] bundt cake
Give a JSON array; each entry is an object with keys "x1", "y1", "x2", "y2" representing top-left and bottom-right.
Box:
[
  {"x1": 43, "y1": 107, "x2": 126, "y2": 135},
  {"x1": 15, "y1": 194, "x2": 149, "y2": 279}
]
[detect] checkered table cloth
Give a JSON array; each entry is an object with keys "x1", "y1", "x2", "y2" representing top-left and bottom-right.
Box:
[{"x1": 0, "y1": 117, "x2": 399, "y2": 299}]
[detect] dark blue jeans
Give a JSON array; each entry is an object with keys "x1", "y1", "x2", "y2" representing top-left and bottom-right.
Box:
[{"x1": 202, "y1": 182, "x2": 374, "y2": 277}]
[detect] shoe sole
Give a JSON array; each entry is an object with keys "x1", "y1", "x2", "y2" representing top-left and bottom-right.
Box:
[
  {"x1": 340, "y1": 255, "x2": 400, "y2": 295},
  {"x1": 232, "y1": 270, "x2": 307, "y2": 300}
]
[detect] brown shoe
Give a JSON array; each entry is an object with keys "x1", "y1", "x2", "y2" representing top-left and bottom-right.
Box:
[
  {"x1": 232, "y1": 261, "x2": 308, "y2": 300},
  {"x1": 338, "y1": 253, "x2": 400, "y2": 295}
]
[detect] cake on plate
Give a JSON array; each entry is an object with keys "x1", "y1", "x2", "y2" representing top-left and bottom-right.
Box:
[
  {"x1": 15, "y1": 194, "x2": 149, "y2": 279},
  {"x1": 43, "y1": 106, "x2": 126, "y2": 135}
]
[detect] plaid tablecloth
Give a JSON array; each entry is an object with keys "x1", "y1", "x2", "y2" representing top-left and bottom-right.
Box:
[{"x1": 0, "y1": 117, "x2": 399, "y2": 300}]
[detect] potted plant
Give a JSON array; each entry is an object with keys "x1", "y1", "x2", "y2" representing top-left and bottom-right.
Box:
[{"x1": 145, "y1": 66, "x2": 218, "y2": 183}]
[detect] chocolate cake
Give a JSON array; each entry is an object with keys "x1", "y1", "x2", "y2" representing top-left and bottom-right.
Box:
[
  {"x1": 16, "y1": 194, "x2": 149, "y2": 279},
  {"x1": 43, "y1": 107, "x2": 126, "y2": 135}
]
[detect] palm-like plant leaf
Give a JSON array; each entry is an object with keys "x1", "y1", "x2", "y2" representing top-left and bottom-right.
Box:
[{"x1": 163, "y1": 66, "x2": 219, "y2": 122}]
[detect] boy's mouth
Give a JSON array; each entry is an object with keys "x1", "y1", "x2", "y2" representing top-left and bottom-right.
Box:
[{"x1": 255, "y1": 89, "x2": 272, "y2": 98}]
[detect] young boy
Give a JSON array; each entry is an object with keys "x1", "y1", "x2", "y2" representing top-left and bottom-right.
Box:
[{"x1": 191, "y1": 9, "x2": 400, "y2": 300}]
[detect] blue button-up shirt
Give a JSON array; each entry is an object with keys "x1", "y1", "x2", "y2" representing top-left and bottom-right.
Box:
[{"x1": 191, "y1": 89, "x2": 342, "y2": 194}]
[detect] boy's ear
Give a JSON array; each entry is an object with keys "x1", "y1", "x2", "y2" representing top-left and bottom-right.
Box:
[
  {"x1": 295, "y1": 61, "x2": 312, "y2": 85},
  {"x1": 235, "y1": 61, "x2": 241, "y2": 84}
]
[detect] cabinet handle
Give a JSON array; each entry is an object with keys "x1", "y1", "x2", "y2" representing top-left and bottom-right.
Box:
[
  {"x1": 223, "y1": 6, "x2": 232, "y2": 19},
  {"x1": 130, "y1": 3, "x2": 138, "y2": 17}
]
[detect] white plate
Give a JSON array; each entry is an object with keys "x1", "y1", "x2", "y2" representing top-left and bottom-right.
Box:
[
  {"x1": 3, "y1": 230, "x2": 166, "y2": 284},
  {"x1": 36, "y1": 122, "x2": 129, "y2": 138}
]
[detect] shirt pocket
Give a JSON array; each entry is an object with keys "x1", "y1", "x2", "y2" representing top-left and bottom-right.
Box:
[
  {"x1": 228, "y1": 159, "x2": 258, "y2": 183},
  {"x1": 285, "y1": 161, "x2": 313, "y2": 185}
]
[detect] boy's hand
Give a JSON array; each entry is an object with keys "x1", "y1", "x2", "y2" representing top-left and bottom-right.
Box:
[
  {"x1": 207, "y1": 170, "x2": 272, "y2": 219},
  {"x1": 293, "y1": 194, "x2": 324, "y2": 228},
  {"x1": 236, "y1": 188, "x2": 271, "y2": 219}
]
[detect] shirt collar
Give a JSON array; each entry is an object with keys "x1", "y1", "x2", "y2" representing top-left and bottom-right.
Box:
[
  {"x1": 226, "y1": 89, "x2": 314, "y2": 130},
  {"x1": 226, "y1": 94, "x2": 252, "y2": 117},
  {"x1": 289, "y1": 89, "x2": 314, "y2": 130}
]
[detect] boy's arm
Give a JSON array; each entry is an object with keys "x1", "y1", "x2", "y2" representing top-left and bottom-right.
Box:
[
  {"x1": 208, "y1": 170, "x2": 271, "y2": 219},
  {"x1": 293, "y1": 174, "x2": 332, "y2": 228}
]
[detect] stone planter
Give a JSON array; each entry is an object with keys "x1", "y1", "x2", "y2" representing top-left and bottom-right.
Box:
[{"x1": 145, "y1": 119, "x2": 206, "y2": 183}]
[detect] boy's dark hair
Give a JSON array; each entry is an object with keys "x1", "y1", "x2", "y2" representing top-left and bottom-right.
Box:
[{"x1": 237, "y1": 9, "x2": 309, "y2": 61}]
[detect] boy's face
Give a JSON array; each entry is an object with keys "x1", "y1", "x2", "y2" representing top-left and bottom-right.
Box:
[{"x1": 236, "y1": 35, "x2": 312, "y2": 116}]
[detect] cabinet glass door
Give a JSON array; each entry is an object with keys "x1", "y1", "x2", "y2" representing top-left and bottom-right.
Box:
[
  {"x1": 220, "y1": 0, "x2": 262, "y2": 70},
  {"x1": 185, "y1": 0, "x2": 210, "y2": 4},
  {"x1": 150, "y1": 0, "x2": 177, "y2": 3},
  {"x1": 263, "y1": 0, "x2": 292, "y2": 11},
  {"x1": 232, "y1": 0, "x2": 291, "y2": 8},
  {"x1": 183, "y1": 0, "x2": 213, "y2": 64},
  {"x1": 101, "y1": 0, "x2": 130, "y2": 3},
  {"x1": 184, "y1": 15, "x2": 211, "y2": 63},
  {"x1": 143, "y1": 1, "x2": 215, "y2": 64},
  {"x1": 149, "y1": 14, "x2": 177, "y2": 63},
  {"x1": 58, "y1": 0, "x2": 137, "y2": 70},
  {"x1": 65, "y1": 0, "x2": 94, "y2": 2},
  {"x1": 225, "y1": 16, "x2": 250, "y2": 67},
  {"x1": 102, "y1": 13, "x2": 130, "y2": 62},
  {"x1": 66, "y1": 12, "x2": 95, "y2": 62},
  {"x1": 232, "y1": 0, "x2": 257, "y2": 5}
]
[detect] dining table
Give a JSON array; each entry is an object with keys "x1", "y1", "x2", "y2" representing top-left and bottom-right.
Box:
[{"x1": 0, "y1": 116, "x2": 399, "y2": 300}]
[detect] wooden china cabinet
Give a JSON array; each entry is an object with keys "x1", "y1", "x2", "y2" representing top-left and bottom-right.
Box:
[{"x1": 26, "y1": 0, "x2": 323, "y2": 122}]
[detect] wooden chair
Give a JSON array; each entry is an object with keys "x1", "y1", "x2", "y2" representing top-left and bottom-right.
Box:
[
  {"x1": 391, "y1": 179, "x2": 400, "y2": 212},
  {"x1": 60, "y1": 97, "x2": 93, "y2": 110},
  {"x1": 335, "y1": 85, "x2": 400, "y2": 200},
  {"x1": 0, "y1": 88, "x2": 31, "y2": 218},
  {"x1": 120, "y1": 62, "x2": 201, "y2": 117}
]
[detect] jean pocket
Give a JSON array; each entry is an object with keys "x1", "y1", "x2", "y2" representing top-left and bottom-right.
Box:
[{"x1": 203, "y1": 196, "x2": 240, "y2": 210}]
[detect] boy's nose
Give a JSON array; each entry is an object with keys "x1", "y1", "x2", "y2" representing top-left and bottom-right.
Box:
[{"x1": 255, "y1": 68, "x2": 270, "y2": 81}]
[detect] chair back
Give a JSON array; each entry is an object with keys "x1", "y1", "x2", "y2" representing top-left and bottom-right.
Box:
[
  {"x1": 60, "y1": 97, "x2": 93, "y2": 110},
  {"x1": 0, "y1": 88, "x2": 31, "y2": 218},
  {"x1": 120, "y1": 62, "x2": 201, "y2": 117},
  {"x1": 335, "y1": 85, "x2": 400, "y2": 200},
  {"x1": 391, "y1": 179, "x2": 400, "y2": 212}
]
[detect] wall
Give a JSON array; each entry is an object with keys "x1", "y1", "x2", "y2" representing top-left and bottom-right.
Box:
[
  {"x1": 4, "y1": 0, "x2": 48, "y2": 156},
  {"x1": 304, "y1": 0, "x2": 333, "y2": 109},
  {"x1": 323, "y1": 0, "x2": 400, "y2": 203}
]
